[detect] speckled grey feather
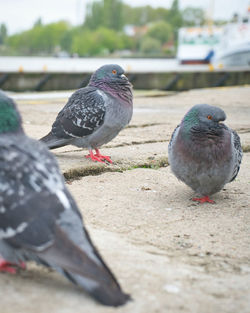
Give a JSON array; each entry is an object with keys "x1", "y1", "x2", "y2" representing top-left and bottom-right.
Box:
[
  {"x1": 40, "y1": 64, "x2": 133, "y2": 151},
  {"x1": 0, "y1": 92, "x2": 130, "y2": 306},
  {"x1": 168, "y1": 103, "x2": 243, "y2": 197}
]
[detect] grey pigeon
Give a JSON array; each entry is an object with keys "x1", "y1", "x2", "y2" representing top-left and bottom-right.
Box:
[
  {"x1": 40, "y1": 64, "x2": 133, "y2": 163},
  {"x1": 0, "y1": 92, "x2": 130, "y2": 306},
  {"x1": 168, "y1": 104, "x2": 242, "y2": 203}
]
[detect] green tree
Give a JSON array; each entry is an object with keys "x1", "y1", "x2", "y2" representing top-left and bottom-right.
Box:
[
  {"x1": 85, "y1": 1, "x2": 104, "y2": 29},
  {"x1": 103, "y1": 0, "x2": 123, "y2": 30},
  {"x1": 140, "y1": 36, "x2": 161, "y2": 55},
  {"x1": 169, "y1": 0, "x2": 182, "y2": 27},
  {"x1": 71, "y1": 27, "x2": 131, "y2": 56},
  {"x1": 60, "y1": 27, "x2": 78, "y2": 52},
  {"x1": 71, "y1": 29, "x2": 97, "y2": 55},
  {"x1": 7, "y1": 21, "x2": 70, "y2": 55},
  {"x1": 0, "y1": 24, "x2": 7, "y2": 45},
  {"x1": 122, "y1": 5, "x2": 170, "y2": 26},
  {"x1": 34, "y1": 17, "x2": 43, "y2": 27},
  {"x1": 168, "y1": 0, "x2": 182, "y2": 41},
  {"x1": 85, "y1": 0, "x2": 124, "y2": 31},
  {"x1": 4, "y1": 2, "x2": 208, "y2": 56},
  {"x1": 147, "y1": 21, "x2": 173, "y2": 44}
]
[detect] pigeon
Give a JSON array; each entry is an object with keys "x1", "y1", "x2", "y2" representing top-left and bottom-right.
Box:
[
  {"x1": 40, "y1": 64, "x2": 133, "y2": 164},
  {"x1": 0, "y1": 92, "x2": 130, "y2": 307},
  {"x1": 168, "y1": 104, "x2": 243, "y2": 203}
]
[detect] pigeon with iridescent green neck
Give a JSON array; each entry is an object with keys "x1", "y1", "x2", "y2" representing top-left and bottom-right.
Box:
[
  {"x1": 0, "y1": 92, "x2": 130, "y2": 306},
  {"x1": 40, "y1": 64, "x2": 133, "y2": 164},
  {"x1": 168, "y1": 104, "x2": 242, "y2": 203}
]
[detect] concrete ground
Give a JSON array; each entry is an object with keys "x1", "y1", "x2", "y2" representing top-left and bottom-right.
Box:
[{"x1": 1, "y1": 86, "x2": 250, "y2": 313}]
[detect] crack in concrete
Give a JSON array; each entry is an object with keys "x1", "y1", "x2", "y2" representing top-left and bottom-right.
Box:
[
  {"x1": 64, "y1": 156, "x2": 169, "y2": 182},
  {"x1": 127, "y1": 123, "x2": 165, "y2": 129},
  {"x1": 236, "y1": 128, "x2": 250, "y2": 134},
  {"x1": 242, "y1": 145, "x2": 250, "y2": 152}
]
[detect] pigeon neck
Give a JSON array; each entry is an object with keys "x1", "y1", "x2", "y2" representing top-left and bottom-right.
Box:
[
  {"x1": 0, "y1": 102, "x2": 23, "y2": 134},
  {"x1": 180, "y1": 109, "x2": 199, "y2": 139},
  {"x1": 89, "y1": 81, "x2": 133, "y2": 105}
]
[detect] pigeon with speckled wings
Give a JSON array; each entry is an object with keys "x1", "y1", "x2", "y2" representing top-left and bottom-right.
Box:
[
  {"x1": 40, "y1": 64, "x2": 133, "y2": 164},
  {"x1": 0, "y1": 92, "x2": 130, "y2": 307}
]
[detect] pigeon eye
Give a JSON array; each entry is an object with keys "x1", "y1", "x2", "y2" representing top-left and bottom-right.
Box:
[
  {"x1": 112, "y1": 69, "x2": 117, "y2": 75},
  {"x1": 207, "y1": 115, "x2": 212, "y2": 120}
]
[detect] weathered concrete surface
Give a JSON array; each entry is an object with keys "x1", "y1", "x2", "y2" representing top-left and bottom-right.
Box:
[{"x1": 1, "y1": 86, "x2": 250, "y2": 313}]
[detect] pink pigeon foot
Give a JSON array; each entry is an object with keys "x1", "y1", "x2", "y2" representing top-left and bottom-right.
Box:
[
  {"x1": 94, "y1": 149, "x2": 113, "y2": 163},
  {"x1": 85, "y1": 149, "x2": 113, "y2": 164},
  {"x1": 0, "y1": 256, "x2": 26, "y2": 274},
  {"x1": 192, "y1": 195, "x2": 215, "y2": 204}
]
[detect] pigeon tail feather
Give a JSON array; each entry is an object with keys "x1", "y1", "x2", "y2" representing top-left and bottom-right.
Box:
[
  {"x1": 65, "y1": 271, "x2": 131, "y2": 306},
  {"x1": 40, "y1": 132, "x2": 69, "y2": 150},
  {"x1": 38, "y1": 226, "x2": 130, "y2": 307}
]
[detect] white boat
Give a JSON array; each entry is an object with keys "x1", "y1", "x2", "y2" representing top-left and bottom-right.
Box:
[
  {"x1": 212, "y1": 7, "x2": 250, "y2": 67},
  {"x1": 177, "y1": 26, "x2": 223, "y2": 64}
]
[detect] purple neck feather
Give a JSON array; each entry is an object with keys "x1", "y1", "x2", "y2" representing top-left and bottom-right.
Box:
[{"x1": 89, "y1": 80, "x2": 133, "y2": 105}]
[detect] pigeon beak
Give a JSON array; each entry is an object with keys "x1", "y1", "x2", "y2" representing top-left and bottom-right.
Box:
[{"x1": 120, "y1": 74, "x2": 128, "y2": 80}]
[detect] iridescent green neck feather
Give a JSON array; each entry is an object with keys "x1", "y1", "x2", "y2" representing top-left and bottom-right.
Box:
[
  {"x1": 0, "y1": 100, "x2": 20, "y2": 134},
  {"x1": 179, "y1": 108, "x2": 200, "y2": 141},
  {"x1": 182, "y1": 108, "x2": 199, "y2": 135}
]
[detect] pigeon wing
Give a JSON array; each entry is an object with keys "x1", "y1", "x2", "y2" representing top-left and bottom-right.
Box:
[
  {"x1": 230, "y1": 129, "x2": 243, "y2": 182},
  {"x1": 52, "y1": 87, "x2": 106, "y2": 139},
  {"x1": 168, "y1": 124, "x2": 180, "y2": 153},
  {"x1": 0, "y1": 141, "x2": 68, "y2": 250}
]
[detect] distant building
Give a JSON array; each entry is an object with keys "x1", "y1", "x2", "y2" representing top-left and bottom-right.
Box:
[{"x1": 123, "y1": 25, "x2": 148, "y2": 37}]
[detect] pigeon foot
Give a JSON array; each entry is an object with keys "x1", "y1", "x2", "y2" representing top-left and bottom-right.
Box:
[
  {"x1": 85, "y1": 149, "x2": 113, "y2": 164},
  {"x1": 95, "y1": 149, "x2": 113, "y2": 164},
  {"x1": 0, "y1": 257, "x2": 26, "y2": 274},
  {"x1": 192, "y1": 196, "x2": 215, "y2": 204}
]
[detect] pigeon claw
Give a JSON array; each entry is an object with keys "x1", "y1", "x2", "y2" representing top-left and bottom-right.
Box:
[
  {"x1": 192, "y1": 196, "x2": 215, "y2": 204},
  {"x1": 95, "y1": 148, "x2": 113, "y2": 164},
  {"x1": 96, "y1": 154, "x2": 113, "y2": 164},
  {"x1": 0, "y1": 257, "x2": 26, "y2": 274},
  {"x1": 85, "y1": 149, "x2": 113, "y2": 164},
  {"x1": 85, "y1": 154, "x2": 106, "y2": 163}
]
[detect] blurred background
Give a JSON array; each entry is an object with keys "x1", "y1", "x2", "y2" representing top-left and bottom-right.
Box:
[{"x1": 0, "y1": 0, "x2": 250, "y2": 91}]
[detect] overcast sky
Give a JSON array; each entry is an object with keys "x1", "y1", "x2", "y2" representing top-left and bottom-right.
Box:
[{"x1": 0, "y1": 0, "x2": 249, "y2": 34}]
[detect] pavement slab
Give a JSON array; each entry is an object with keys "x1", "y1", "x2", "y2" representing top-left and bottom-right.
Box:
[{"x1": 1, "y1": 86, "x2": 250, "y2": 313}]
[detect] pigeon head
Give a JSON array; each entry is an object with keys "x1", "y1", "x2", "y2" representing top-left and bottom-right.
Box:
[
  {"x1": 0, "y1": 91, "x2": 22, "y2": 134},
  {"x1": 89, "y1": 64, "x2": 133, "y2": 103},
  {"x1": 90, "y1": 64, "x2": 128, "y2": 85},
  {"x1": 182, "y1": 104, "x2": 226, "y2": 131}
]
